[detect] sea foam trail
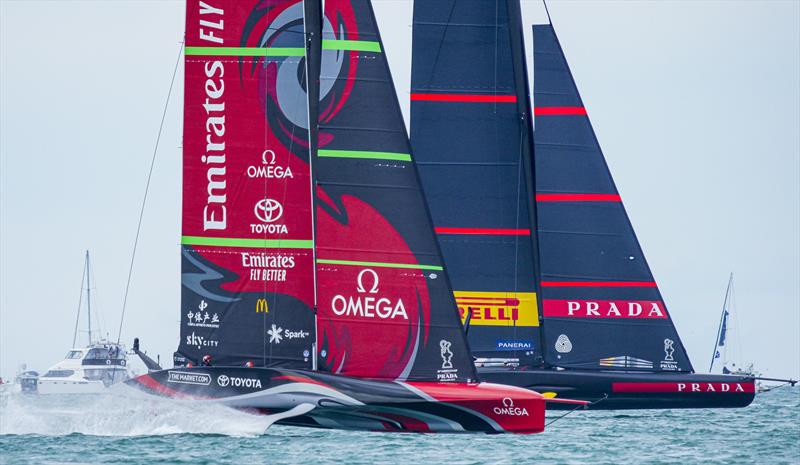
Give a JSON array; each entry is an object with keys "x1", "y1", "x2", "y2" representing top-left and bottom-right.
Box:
[{"x1": 0, "y1": 385, "x2": 271, "y2": 437}]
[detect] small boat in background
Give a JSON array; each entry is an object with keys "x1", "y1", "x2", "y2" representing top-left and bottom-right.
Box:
[
  {"x1": 710, "y1": 274, "x2": 751, "y2": 375},
  {"x1": 37, "y1": 341, "x2": 132, "y2": 394},
  {"x1": 33, "y1": 251, "x2": 135, "y2": 394},
  {"x1": 709, "y1": 274, "x2": 770, "y2": 391}
]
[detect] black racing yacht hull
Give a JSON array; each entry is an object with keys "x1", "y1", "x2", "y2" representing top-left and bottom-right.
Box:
[
  {"x1": 125, "y1": 367, "x2": 582, "y2": 434},
  {"x1": 478, "y1": 368, "x2": 755, "y2": 410}
]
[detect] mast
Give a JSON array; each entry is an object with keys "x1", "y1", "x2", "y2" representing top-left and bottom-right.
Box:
[
  {"x1": 709, "y1": 273, "x2": 734, "y2": 372},
  {"x1": 71, "y1": 253, "x2": 88, "y2": 348},
  {"x1": 506, "y1": 0, "x2": 546, "y2": 367},
  {"x1": 303, "y1": 0, "x2": 322, "y2": 371},
  {"x1": 85, "y1": 250, "x2": 92, "y2": 345}
]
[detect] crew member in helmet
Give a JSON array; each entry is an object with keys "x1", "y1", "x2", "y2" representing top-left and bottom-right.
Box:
[{"x1": 201, "y1": 355, "x2": 213, "y2": 366}]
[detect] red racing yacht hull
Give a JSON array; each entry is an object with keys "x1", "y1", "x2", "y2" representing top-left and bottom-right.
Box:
[{"x1": 127, "y1": 367, "x2": 565, "y2": 434}]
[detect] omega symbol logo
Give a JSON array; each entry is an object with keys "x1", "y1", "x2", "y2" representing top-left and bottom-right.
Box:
[
  {"x1": 502, "y1": 397, "x2": 514, "y2": 408},
  {"x1": 261, "y1": 149, "x2": 276, "y2": 165},
  {"x1": 356, "y1": 269, "x2": 379, "y2": 294},
  {"x1": 254, "y1": 198, "x2": 283, "y2": 223}
]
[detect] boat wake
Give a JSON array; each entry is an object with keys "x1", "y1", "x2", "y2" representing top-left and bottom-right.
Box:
[{"x1": 0, "y1": 385, "x2": 272, "y2": 437}]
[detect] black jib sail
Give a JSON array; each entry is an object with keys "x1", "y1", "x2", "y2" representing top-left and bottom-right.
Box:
[
  {"x1": 532, "y1": 23, "x2": 692, "y2": 373},
  {"x1": 410, "y1": 0, "x2": 542, "y2": 364}
]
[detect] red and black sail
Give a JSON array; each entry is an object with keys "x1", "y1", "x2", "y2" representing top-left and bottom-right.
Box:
[
  {"x1": 179, "y1": 0, "x2": 316, "y2": 368},
  {"x1": 532, "y1": 24, "x2": 692, "y2": 372},
  {"x1": 313, "y1": 0, "x2": 476, "y2": 382},
  {"x1": 410, "y1": 0, "x2": 542, "y2": 363},
  {"x1": 178, "y1": 0, "x2": 475, "y2": 383}
]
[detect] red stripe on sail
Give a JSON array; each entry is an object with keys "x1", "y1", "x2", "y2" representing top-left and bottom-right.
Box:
[
  {"x1": 541, "y1": 281, "x2": 657, "y2": 287},
  {"x1": 534, "y1": 106, "x2": 587, "y2": 115},
  {"x1": 536, "y1": 194, "x2": 622, "y2": 202},
  {"x1": 435, "y1": 227, "x2": 530, "y2": 236},
  {"x1": 411, "y1": 93, "x2": 517, "y2": 103}
]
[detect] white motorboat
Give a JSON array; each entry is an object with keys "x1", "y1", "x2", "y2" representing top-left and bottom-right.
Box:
[
  {"x1": 37, "y1": 341, "x2": 134, "y2": 394},
  {"x1": 34, "y1": 251, "x2": 137, "y2": 394}
]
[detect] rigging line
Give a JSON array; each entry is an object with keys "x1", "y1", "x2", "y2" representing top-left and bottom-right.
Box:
[
  {"x1": 542, "y1": 0, "x2": 553, "y2": 25},
  {"x1": 730, "y1": 275, "x2": 744, "y2": 366},
  {"x1": 423, "y1": 0, "x2": 457, "y2": 93},
  {"x1": 88, "y1": 251, "x2": 107, "y2": 339},
  {"x1": 116, "y1": 42, "x2": 184, "y2": 346},
  {"x1": 72, "y1": 255, "x2": 88, "y2": 348},
  {"x1": 544, "y1": 394, "x2": 604, "y2": 427}
]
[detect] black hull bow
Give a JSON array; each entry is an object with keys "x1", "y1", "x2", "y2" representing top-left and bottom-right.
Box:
[{"x1": 479, "y1": 368, "x2": 755, "y2": 410}]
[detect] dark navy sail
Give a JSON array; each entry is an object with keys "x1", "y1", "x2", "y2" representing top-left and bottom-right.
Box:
[
  {"x1": 411, "y1": 0, "x2": 542, "y2": 364},
  {"x1": 312, "y1": 0, "x2": 476, "y2": 382},
  {"x1": 532, "y1": 24, "x2": 692, "y2": 372}
]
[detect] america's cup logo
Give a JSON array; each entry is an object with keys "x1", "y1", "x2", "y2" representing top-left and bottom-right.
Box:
[
  {"x1": 440, "y1": 340, "x2": 453, "y2": 369},
  {"x1": 664, "y1": 338, "x2": 675, "y2": 361}
]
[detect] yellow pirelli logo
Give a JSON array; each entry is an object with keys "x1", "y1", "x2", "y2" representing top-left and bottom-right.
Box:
[{"x1": 454, "y1": 291, "x2": 539, "y2": 327}]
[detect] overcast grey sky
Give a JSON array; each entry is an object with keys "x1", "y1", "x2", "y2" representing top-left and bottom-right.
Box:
[{"x1": 1, "y1": 0, "x2": 798, "y2": 381}]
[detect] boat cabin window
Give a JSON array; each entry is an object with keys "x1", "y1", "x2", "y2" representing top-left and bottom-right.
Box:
[
  {"x1": 43, "y1": 370, "x2": 74, "y2": 378},
  {"x1": 84, "y1": 369, "x2": 103, "y2": 380},
  {"x1": 65, "y1": 351, "x2": 83, "y2": 359},
  {"x1": 86, "y1": 348, "x2": 110, "y2": 359},
  {"x1": 84, "y1": 368, "x2": 129, "y2": 382}
]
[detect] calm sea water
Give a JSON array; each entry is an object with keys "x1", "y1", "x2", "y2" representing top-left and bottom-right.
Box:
[{"x1": 1, "y1": 385, "x2": 798, "y2": 465}]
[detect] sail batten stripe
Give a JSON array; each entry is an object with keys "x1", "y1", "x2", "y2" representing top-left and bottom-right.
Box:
[
  {"x1": 317, "y1": 258, "x2": 443, "y2": 271},
  {"x1": 182, "y1": 236, "x2": 313, "y2": 249},
  {"x1": 534, "y1": 106, "x2": 587, "y2": 115},
  {"x1": 411, "y1": 93, "x2": 517, "y2": 103},
  {"x1": 536, "y1": 193, "x2": 622, "y2": 202},
  {"x1": 318, "y1": 149, "x2": 411, "y2": 161},
  {"x1": 185, "y1": 46, "x2": 305, "y2": 57},
  {"x1": 435, "y1": 227, "x2": 530, "y2": 236},
  {"x1": 541, "y1": 281, "x2": 658, "y2": 288},
  {"x1": 321, "y1": 39, "x2": 382, "y2": 52}
]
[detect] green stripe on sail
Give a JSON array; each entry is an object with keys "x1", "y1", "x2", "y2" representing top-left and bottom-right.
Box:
[
  {"x1": 182, "y1": 236, "x2": 313, "y2": 249},
  {"x1": 317, "y1": 258, "x2": 442, "y2": 271},
  {"x1": 185, "y1": 46, "x2": 305, "y2": 57},
  {"x1": 318, "y1": 150, "x2": 411, "y2": 162},
  {"x1": 321, "y1": 39, "x2": 382, "y2": 53}
]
